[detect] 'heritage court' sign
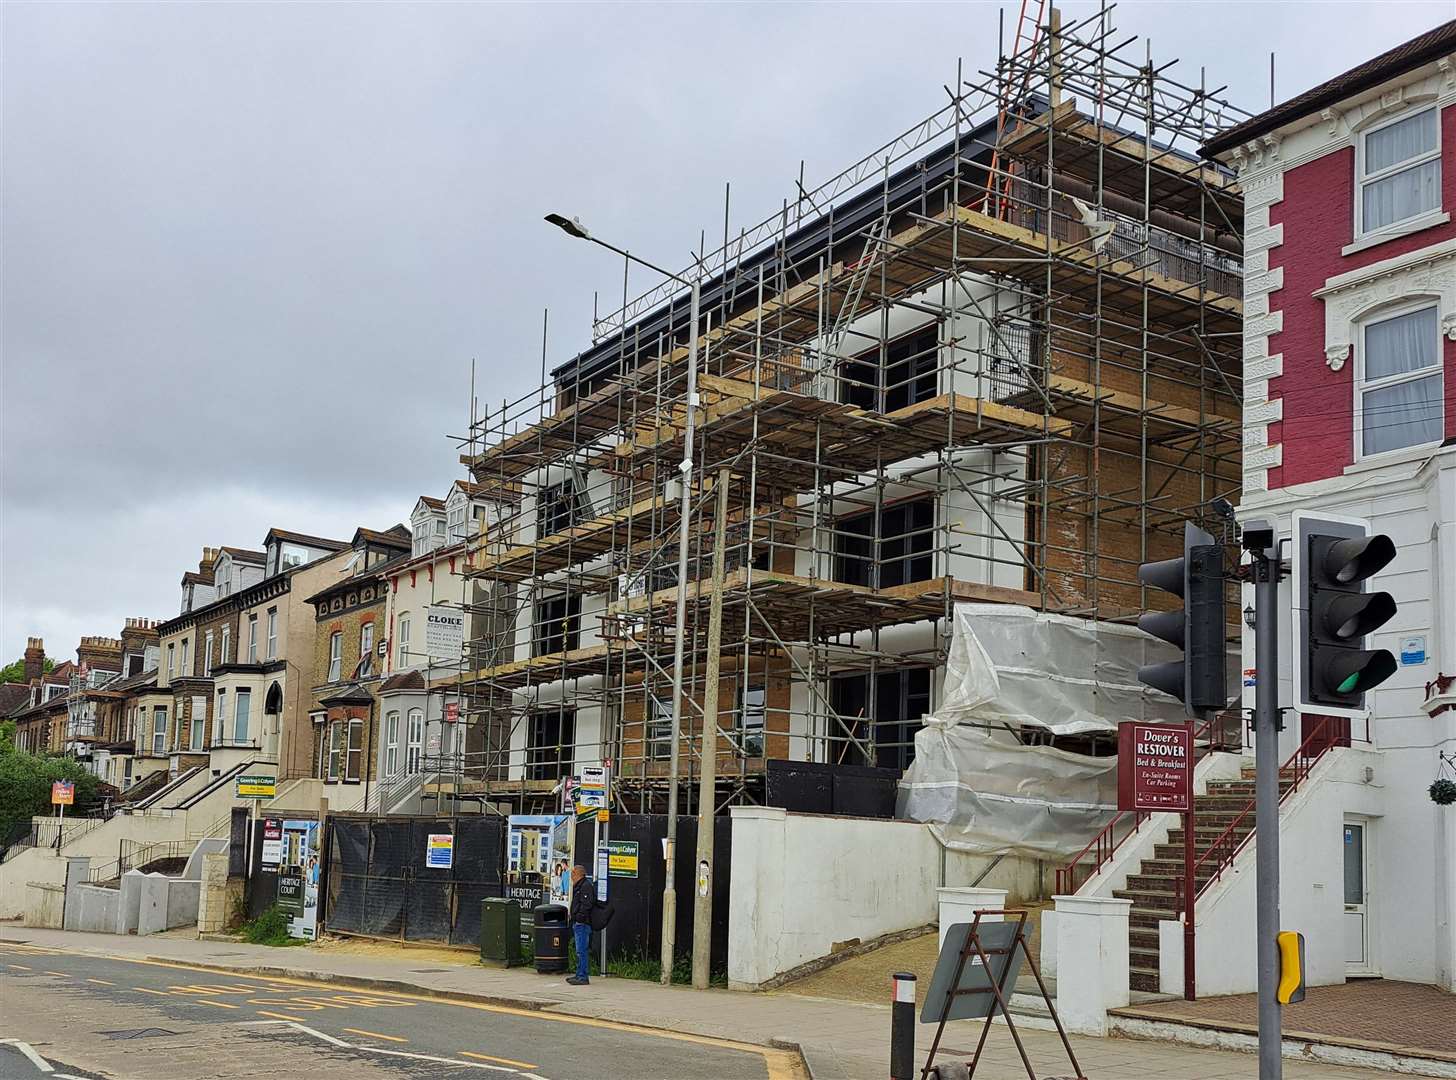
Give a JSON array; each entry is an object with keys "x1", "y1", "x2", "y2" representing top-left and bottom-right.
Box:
[{"x1": 1117, "y1": 722, "x2": 1191, "y2": 812}]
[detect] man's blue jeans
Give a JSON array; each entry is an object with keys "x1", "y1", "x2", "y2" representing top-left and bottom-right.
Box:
[{"x1": 573, "y1": 922, "x2": 591, "y2": 981}]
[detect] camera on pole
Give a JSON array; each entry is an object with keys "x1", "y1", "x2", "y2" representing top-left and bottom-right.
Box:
[
  {"x1": 1292, "y1": 512, "x2": 1398, "y2": 715},
  {"x1": 1136, "y1": 521, "x2": 1228, "y2": 717}
]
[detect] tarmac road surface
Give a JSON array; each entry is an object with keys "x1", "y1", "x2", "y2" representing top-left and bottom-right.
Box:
[{"x1": 0, "y1": 940, "x2": 799, "y2": 1080}]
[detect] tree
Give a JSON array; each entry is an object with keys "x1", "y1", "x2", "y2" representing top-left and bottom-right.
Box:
[
  {"x1": 0, "y1": 655, "x2": 53, "y2": 684},
  {"x1": 0, "y1": 719, "x2": 14, "y2": 755},
  {"x1": 0, "y1": 752, "x2": 101, "y2": 842}
]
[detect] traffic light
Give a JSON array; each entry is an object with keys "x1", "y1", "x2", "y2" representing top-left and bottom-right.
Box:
[
  {"x1": 1137, "y1": 521, "x2": 1229, "y2": 717},
  {"x1": 1293, "y1": 512, "x2": 1398, "y2": 714}
]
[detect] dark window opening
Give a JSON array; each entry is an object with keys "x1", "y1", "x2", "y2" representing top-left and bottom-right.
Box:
[
  {"x1": 833, "y1": 497, "x2": 934, "y2": 588},
  {"x1": 738, "y1": 685, "x2": 766, "y2": 757},
  {"x1": 829, "y1": 668, "x2": 930, "y2": 771},
  {"x1": 533, "y1": 592, "x2": 581, "y2": 656},
  {"x1": 538, "y1": 478, "x2": 590, "y2": 537},
  {"x1": 839, "y1": 324, "x2": 939, "y2": 413},
  {"x1": 527, "y1": 708, "x2": 575, "y2": 781}
]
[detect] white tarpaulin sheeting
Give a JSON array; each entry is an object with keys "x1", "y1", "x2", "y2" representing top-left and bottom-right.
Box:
[{"x1": 897, "y1": 603, "x2": 1188, "y2": 858}]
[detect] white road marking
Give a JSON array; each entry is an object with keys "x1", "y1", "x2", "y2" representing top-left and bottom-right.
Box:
[
  {"x1": 0, "y1": 1038, "x2": 55, "y2": 1073},
  {"x1": 236, "y1": 1021, "x2": 548, "y2": 1078}
]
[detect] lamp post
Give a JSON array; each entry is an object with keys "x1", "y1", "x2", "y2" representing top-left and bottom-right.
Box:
[{"x1": 546, "y1": 213, "x2": 701, "y2": 987}]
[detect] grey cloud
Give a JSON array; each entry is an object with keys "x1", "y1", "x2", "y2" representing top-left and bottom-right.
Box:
[{"x1": 3, "y1": 0, "x2": 1450, "y2": 661}]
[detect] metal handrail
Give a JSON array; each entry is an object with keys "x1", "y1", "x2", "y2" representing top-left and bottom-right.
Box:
[
  {"x1": 1176, "y1": 716, "x2": 1335, "y2": 913},
  {"x1": 88, "y1": 838, "x2": 193, "y2": 885},
  {"x1": 1053, "y1": 713, "x2": 1228, "y2": 896}
]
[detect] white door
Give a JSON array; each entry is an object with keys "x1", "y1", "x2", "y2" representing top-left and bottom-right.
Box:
[{"x1": 1343, "y1": 820, "x2": 1374, "y2": 975}]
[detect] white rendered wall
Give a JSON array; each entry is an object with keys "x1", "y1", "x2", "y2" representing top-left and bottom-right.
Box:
[
  {"x1": 727, "y1": 806, "x2": 1043, "y2": 989},
  {"x1": 1238, "y1": 449, "x2": 1455, "y2": 989}
]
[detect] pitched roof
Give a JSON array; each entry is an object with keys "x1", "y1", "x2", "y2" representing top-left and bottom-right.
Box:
[
  {"x1": 1203, "y1": 20, "x2": 1456, "y2": 157},
  {"x1": 416, "y1": 495, "x2": 446, "y2": 512},
  {"x1": 352, "y1": 526, "x2": 412, "y2": 550},
  {"x1": 182, "y1": 569, "x2": 216, "y2": 586},
  {"x1": 263, "y1": 528, "x2": 349, "y2": 551},
  {"x1": 379, "y1": 670, "x2": 426, "y2": 693},
  {"x1": 219, "y1": 546, "x2": 266, "y2": 564},
  {"x1": 0, "y1": 683, "x2": 31, "y2": 717}
]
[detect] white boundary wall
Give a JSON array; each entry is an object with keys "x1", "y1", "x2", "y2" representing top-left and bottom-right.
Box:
[{"x1": 727, "y1": 806, "x2": 1043, "y2": 990}]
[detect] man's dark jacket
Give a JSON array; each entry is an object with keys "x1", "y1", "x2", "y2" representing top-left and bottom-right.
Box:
[{"x1": 570, "y1": 879, "x2": 595, "y2": 925}]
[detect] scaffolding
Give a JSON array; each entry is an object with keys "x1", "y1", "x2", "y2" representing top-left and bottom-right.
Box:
[{"x1": 439, "y1": 4, "x2": 1252, "y2": 815}]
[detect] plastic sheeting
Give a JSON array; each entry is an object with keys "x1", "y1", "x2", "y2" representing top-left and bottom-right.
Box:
[{"x1": 897, "y1": 603, "x2": 1188, "y2": 858}]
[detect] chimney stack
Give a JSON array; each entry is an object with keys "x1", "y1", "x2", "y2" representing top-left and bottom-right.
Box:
[
  {"x1": 23, "y1": 637, "x2": 45, "y2": 683},
  {"x1": 199, "y1": 547, "x2": 220, "y2": 574}
]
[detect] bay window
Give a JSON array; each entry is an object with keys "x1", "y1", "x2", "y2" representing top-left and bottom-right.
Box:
[{"x1": 1357, "y1": 304, "x2": 1444, "y2": 457}]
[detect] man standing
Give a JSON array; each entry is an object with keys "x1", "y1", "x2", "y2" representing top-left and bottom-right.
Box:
[{"x1": 566, "y1": 863, "x2": 594, "y2": 986}]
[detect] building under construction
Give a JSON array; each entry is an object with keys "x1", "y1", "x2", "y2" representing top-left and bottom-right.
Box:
[{"x1": 439, "y1": 5, "x2": 1251, "y2": 816}]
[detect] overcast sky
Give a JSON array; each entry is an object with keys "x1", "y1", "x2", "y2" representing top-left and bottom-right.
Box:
[{"x1": 2, "y1": 0, "x2": 1450, "y2": 666}]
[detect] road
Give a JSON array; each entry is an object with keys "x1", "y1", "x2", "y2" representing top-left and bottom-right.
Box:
[{"x1": 0, "y1": 940, "x2": 796, "y2": 1080}]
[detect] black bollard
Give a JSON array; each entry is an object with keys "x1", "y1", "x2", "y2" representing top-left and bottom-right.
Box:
[{"x1": 890, "y1": 970, "x2": 917, "y2": 1080}]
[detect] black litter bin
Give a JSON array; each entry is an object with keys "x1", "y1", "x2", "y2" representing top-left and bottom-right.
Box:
[{"x1": 533, "y1": 903, "x2": 568, "y2": 974}]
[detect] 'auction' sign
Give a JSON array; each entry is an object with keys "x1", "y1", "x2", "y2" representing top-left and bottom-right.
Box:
[{"x1": 1117, "y1": 722, "x2": 1192, "y2": 812}]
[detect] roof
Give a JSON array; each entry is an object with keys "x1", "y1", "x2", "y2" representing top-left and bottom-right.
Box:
[
  {"x1": 450, "y1": 480, "x2": 491, "y2": 498},
  {"x1": 319, "y1": 682, "x2": 375, "y2": 707},
  {"x1": 416, "y1": 495, "x2": 446, "y2": 512},
  {"x1": 263, "y1": 528, "x2": 349, "y2": 552},
  {"x1": 379, "y1": 670, "x2": 426, "y2": 693},
  {"x1": 0, "y1": 683, "x2": 31, "y2": 717},
  {"x1": 1203, "y1": 20, "x2": 1456, "y2": 157},
  {"x1": 181, "y1": 569, "x2": 215, "y2": 586},
  {"x1": 351, "y1": 526, "x2": 411, "y2": 550},
  {"x1": 219, "y1": 546, "x2": 266, "y2": 564},
  {"x1": 102, "y1": 669, "x2": 158, "y2": 695},
  {"x1": 305, "y1": 550, "x2": 411, "y2": 605},
  {"x1": 551, "y1": 106, "x2": 1017, "y2": 385}
]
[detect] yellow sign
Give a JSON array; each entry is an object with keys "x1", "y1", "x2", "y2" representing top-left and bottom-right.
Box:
[
  {"x1": 607, "y1": 839, "x2": 638, "y2": 877},
  {"x1": 596, "y1": 809, "x2": 610, "y2": 823},
  {"x1": 235, "y1": 774, "x2": 278, "y2": 799}
]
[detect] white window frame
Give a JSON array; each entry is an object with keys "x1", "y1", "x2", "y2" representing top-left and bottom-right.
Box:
[
  {"x1": 328, "y1": 632, "x2": 343, "y2": 682},
  {"x1": 179, "y1": 637, "x2": 190, "y2": 677},
  {"x1": 359, "y1": 622, "x2": 374, "y2": 677},
  {"x1": 406, "y1": 708, "x2": 424, "y2": 773},
  {"x1": 1355, "y1": 105, "x2": 1442, "y2": 241},
  {"x1": 265, "y1": 608, "x2": 278, "y2": 661},
  {"x1": 203, "y1": 631, "x2": 214, "y2": 677},
  {"x1": 220, "y1": 625, "x2": 230, "y2": 666},
  {"x1": 151, "y1": 706, "x2": 167, "y2": 755},
  {"x1": 385, "y1": 711, "x2": 400, "y2": 776},
  {"x1": 215, "y1": 688, "x2": 227, "y2": 744},
  {"x1": 1354, "y1": 299, "x2": 1445, "y2": 461},
  {"x1": 234, "y1": 688, "x2": 251, "y2": 744},
  {"x1": 190, "y1": 695, "x2": 207, "y2": 751},
  {"x1": 397, "y1": 615, "x2": 411, "y2": 668},
  {"x1": 166, "y1": 643, "x2": 175, "y2": 682},
  {"x1": 247, "y1": 615, "x2": 258, "y2": 663}
]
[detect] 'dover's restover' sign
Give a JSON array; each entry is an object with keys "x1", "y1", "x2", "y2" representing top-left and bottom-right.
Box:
[{"x1": 1117, "y1": 722, "x2": 1191, "y2": 812}]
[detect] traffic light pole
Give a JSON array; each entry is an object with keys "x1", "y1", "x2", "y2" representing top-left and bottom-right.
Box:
[{"x1": 1249, "y1": 527, "x2": 1282, "y2": 1079}]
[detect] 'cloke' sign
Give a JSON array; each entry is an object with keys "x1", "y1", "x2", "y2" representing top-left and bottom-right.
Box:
[{"x1": 1117, "y1": 721, "x2": 1191, "y2": 812}]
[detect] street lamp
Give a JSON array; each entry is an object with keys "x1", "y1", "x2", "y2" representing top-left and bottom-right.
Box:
[{"x1": 546, "y1": 212, "x2": 701, "y2": 987}]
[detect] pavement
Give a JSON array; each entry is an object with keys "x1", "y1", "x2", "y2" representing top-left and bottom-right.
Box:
[
  {"x1": 0, "y1": 924, "x2": 1430, "y2": 1080},
  {"x1": 1112, "y1": 979, "x2": 1456, "y2": 1064}
]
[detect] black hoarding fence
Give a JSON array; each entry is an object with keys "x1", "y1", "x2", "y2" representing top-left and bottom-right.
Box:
[
  {"x1": 765, "y1": 759, "x2": 899, "y2": 818},
  {"x1": 325, "y1": 815, "x2": 505, "y2": 947},
  {"x1": 585, "y1": 814, "x2": 731, "y2": 974},
  {"x1": 228, "y1": 806, "x2": 249, "y2": 877}
]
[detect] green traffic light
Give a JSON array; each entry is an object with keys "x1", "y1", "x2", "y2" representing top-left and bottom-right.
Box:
[{"x1": 1337, "y1": 672, "x2": 1361, "y2": 693}]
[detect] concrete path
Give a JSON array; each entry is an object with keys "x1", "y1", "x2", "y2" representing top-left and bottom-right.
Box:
[{"x1": 0, "y1": 924, "x2": 1412, "y2": 1079}]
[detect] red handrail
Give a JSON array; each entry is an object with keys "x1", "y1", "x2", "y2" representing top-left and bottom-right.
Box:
[
  {"x1": 1175, "y1": 716, "x2": 1336, "y2": 915},
  {"x1": 1055, "y1": 714, "x2": 1229, "y2": 896}
]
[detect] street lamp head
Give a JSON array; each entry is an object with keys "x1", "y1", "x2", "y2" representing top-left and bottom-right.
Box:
[{"x1": 544, "y1": 212, "x2": 590, "y2": 240}]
